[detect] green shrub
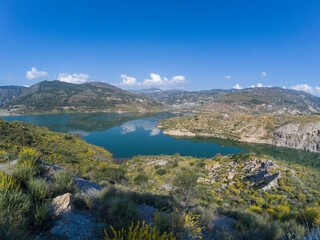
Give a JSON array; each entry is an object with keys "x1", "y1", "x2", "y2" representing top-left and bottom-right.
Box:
[
  {"x1": 196, "y1": 162, "x2": 206, "y2": 168},
  {"x1": 0, "y1": 190, "x2": 31, "y2": 236},
  {"x1": 17, "y1": 148, "x2": 41, "y2": 174},
  {"x1": 105, "y1": 221, "x2": 175, "y2": 240},
  {"x1": 33, "y1": 202, "x2": 52, "y2": 230},
  {"x1": 299, "y1": 206, "x2": 320, "y2": 227},
  {"x1": 28, "y1": 178, "x2": 51, "y2": 202},
  {"x1": 12, "y1": 166, "x2": 36, "y2": 187},
  {"x1": 74, "y1": 193, "x2": 95, "y2": 210},
  {"x1": 281, "y1": 219, "x2": 306, "y2": 239},
  {"x1": 134, "y1": 174, "x2": 148, "y2": 185},
  {"x1": 225, "y1": 208, "x2": 284, "y2": 240},
  {"x1": 154, "y1": 209, "x2": 203, "y2": 239},
  {"x1": 0, "y1": 170, "x2": 20, "y2": 193},
  {"x1": 155, "y1": 169, "x2": 167, "y2": 176},
  {"x1": 109, "y1": 196, "x2": 138, "y2": 230},
  {"x1": 173, "y1": 169, "x2": 198, "y2": 204},
  {"x1": 54, "y1": 169, "x2": 75, "y2": 194},
  {"x1": 93, "y1": 167, "x2": 126, "y2": 184},
  {"x1": 98, "y1": 194, "x2": 138, "y2": 231}
]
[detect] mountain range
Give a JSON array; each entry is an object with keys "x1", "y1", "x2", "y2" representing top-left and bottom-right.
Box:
[
  {"x1": 1, "y1": 80, "x2": 320, "y2": 115},
  {"x1": 134, "y1": 87, "x2": 320, "y2": 114}
]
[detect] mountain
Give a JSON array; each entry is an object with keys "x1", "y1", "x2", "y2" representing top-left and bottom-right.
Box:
[
  {"x1": 136, "y1": 87, "x2": 320, "y2": 114},
  {"x1": 0, "y1": 86, "x2": 26, "y2": 108},
  {"x1": 3, "y1": 80, "x2": 161, "y2": 114}
]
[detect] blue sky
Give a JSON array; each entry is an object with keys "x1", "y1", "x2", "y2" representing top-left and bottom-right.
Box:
[{"x1": 0, "y1": 0, "x2": 320, "y2": 95}]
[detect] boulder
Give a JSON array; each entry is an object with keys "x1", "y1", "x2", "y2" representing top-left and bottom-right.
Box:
[{"x1": 51, "y1": 193, "x2": 74, "y2": 216}]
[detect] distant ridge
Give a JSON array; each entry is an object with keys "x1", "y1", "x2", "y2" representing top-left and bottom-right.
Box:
[
  {"x1": 2, "y1": 80, "x2": 160, "y2": 114},
  {"x1": 135, "y1": 87, "x2": 320, "y2": 114},
  {"x1": 0, "y1": 86, "x2": 26, "y2": 108}
]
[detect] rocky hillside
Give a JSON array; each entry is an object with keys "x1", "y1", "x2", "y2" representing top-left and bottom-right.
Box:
[
  {"x1": 136, "y1": 87, "x2": 320, "y2": 114},
  {"x1": 1, "y1": 119, "x2": 320, "y2": 239},
  {"x1": 0, "y1": 86, "x2": 26, "y2": 108},
  {"x1": 2, "y1": 80, "x2": 161, "y2": 114},
  {"x1": 158, "y1": 113, "x2": 320, "y2": 153}
]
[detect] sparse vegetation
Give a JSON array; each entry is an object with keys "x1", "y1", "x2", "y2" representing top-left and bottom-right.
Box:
[{"x1": 0, "y1": 118, "x2": 320, "y2": 239}]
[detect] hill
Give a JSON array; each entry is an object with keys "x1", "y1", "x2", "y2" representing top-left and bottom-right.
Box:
[
  {"x1": 1, "y1": 119, "x2": 320, "y2": 239},
  {"x1": 136, "y1": 87, "x2": 320, "y2": 114},
  {"x1": 3, "y1": 80, "x2": 161, "y2": 114},
  {"x1": 158, "y1": 113, "x2": 320, "y2": 153},
  {"x1": 0, "y1": 86, "x2": 26, "y2": 108}
]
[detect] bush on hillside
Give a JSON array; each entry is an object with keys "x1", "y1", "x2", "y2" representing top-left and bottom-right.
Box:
[
  {"x1": 28, "y1": 178, "x2": 51, "y2": 202},
  {"x1": 133, "y1": 174, "x2": 148, "y2": 185},
  {"x1": 104, "y1": 221, "x2": 175, "y2": 240},
  {"x1": 54, "y1": 169, "x2": 75, "y2": 194}
]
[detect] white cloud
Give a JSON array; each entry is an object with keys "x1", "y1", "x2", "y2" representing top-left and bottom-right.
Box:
[
  {"x1": 119, "y1": 74, "x2": 138, "y2": 86},
  {"x1": 291, "y1": 84, "x2": 320, "y2": 97},
  {"x1": 26, "y1": 67, "x2": 49, "y2": 80},
  {"x1": 257, "y1": 83, "x2": 263, "y2": 87},
  {"x1": 57, "y1": 73, "x2": 90, "y2": 84},
  {"x1": 224, "y1": 75, "x2": 232, "y2": 79},
  {"x1": 142, "y1": 73, "x2": 186, "y2": 87},
  {"x1": 121, "y1": 121, "x2": 160, "y2": 136},
  {"x1": 261, "y1": 72, "x2": 267, "y2": 77},
  {"x1": 233, "y1": 84, "x2": 242, "y2": 90},
  {"x1": 118, "y1": 73, "x2": 186, "y2": 88}
]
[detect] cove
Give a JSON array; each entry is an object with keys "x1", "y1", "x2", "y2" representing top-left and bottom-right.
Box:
[{"x1": 2, "y1": 112, "x2": 320, "y2": 169}]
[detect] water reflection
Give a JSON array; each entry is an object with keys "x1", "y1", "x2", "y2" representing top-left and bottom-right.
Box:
[
  {"x1": 121, "y1": 120, "x2": 160, "y2": 136},
  {"x1": 180, "y1": 136, "x2": 320, "y2": 170},
  {"x1": 2, "y1": 112, "x2": 320, "y2": 170}
]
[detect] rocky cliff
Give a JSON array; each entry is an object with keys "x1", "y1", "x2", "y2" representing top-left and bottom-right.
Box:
[
  {"x1": 272, "y1": 122, "x2": 320, "y2": 152},
  {"x1": 159, "y1": 113, "x2": 320, "y2": 153}
]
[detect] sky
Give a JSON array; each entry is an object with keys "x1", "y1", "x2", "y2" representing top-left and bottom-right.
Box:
[{"x1": 0, "y1": 0, "x2": 320, "y2": 95}]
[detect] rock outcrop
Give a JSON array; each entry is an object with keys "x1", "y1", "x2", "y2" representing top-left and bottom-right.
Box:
[
  {"x1": 51, "y1": 193, "x2": 74, "y2": 216},
  {"x1": 272, "y1": 122, "x2": 320, "y2": 152}
]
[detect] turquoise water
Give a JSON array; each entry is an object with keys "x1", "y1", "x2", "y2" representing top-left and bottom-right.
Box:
[
  {"x1": 2, "y1": 112, "x2": 320, "y2": 169},
  {"x1": 1, "y1": 112, "x2": 245, "y2": 158}
]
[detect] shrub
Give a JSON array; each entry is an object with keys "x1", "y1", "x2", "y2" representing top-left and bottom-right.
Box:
[
  {"x1": 28, "y1": 178, "x2": 51, "y2": 202},
  {"x1": 0, "y1": 190, "x2": 31, "y2": 235},
  {"x1": 281, "y1": 219, "x2": 306, "y2": 239},
  {"x1": 93, "y1": 167, "x2": 126, "y2": 184},
  {"x1": 196, "y1": 162, "x2": 205, "y2": 168},
  {"x1": 11, "y1": 166, "x2": 36, "y2": 187},
  {"x1": 98, "y1": 194, "x2": 138, "y2": 231},
  {"x1": 74, "y1": 193, "x2": 95, "y2": 210},
  {"x1": 33, "y1": 202, "x2": 52, "y2": 230},
  {"x1": 299, "y1": 206, "x2": 320, "y2": 227},
  {"x1": 134, "y1": 174, "x2": 148, "y2": 185},
  {"x1": 154, "y1": 209, "x2": 203, "y2": 239},
  {"x1": 194, "y1": 206, "x2": 218, "y2": 229},
  {"x1": 225, "y1": 208, "x2": 284, "y2": 239},
  {"x1": 247, "y1": 205, "x2": 263, "y2": 214},
  {"x1": 54, "y1": 169, "x2": 75, "y2": 194},
  {"x1": 17, "y1": 148, "x2": 41, "y2": 174},
  {"x1": 110, "y1": 197, "x2": 137, "y2": 230},
  {"x1": 0, "y1": 171, "x2": 19, "y2": 193},
  {"x1": 173, "y1": 169, "x2": 198, "y2": 204},
  {"x1": 105, "y1": 221, "x2": 175, "y2": 240},
  {"x1": 155, "y1": 169, "x2": 167, "y2": 176}
]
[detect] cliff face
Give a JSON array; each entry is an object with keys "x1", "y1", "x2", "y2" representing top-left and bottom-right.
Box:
[
  {"x1": 272, "y1": 122, "x2": 320, "y2": 152},
  {"x1": 159, "y1": 113, "x2": 320, "y2": 153}
]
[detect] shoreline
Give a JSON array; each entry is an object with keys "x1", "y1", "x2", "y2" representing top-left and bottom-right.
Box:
[
  {"x1": 0, "y1": 109, "x2": 159, "y2": 117},
  {"x1": 161, "y1": 128, "x2": 320, "y2": 154}
]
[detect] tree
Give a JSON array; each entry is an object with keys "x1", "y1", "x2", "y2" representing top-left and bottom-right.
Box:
[{"x1": 173, "y1": 169, "x2": 198, "y2": 205}]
